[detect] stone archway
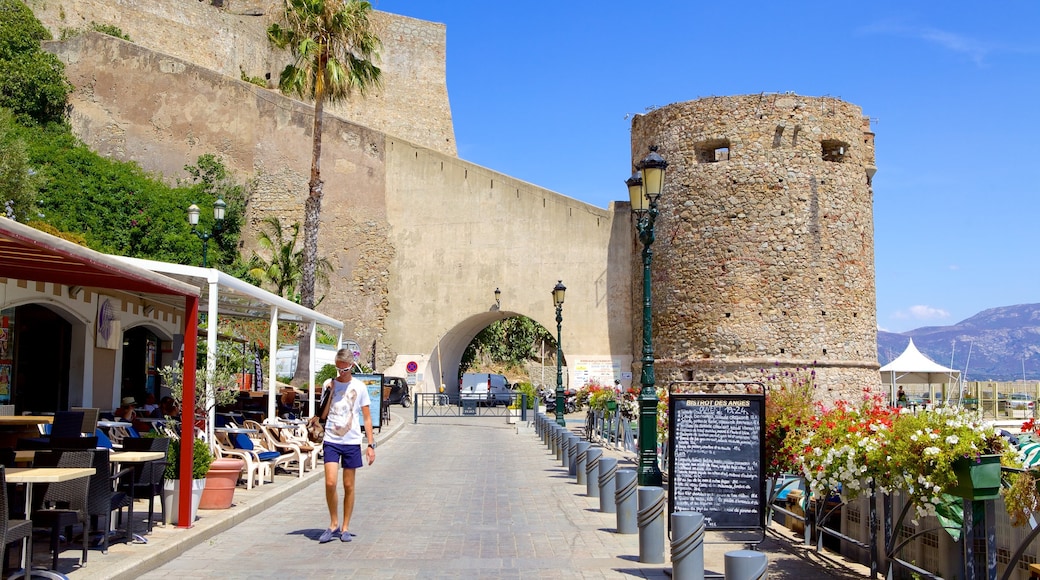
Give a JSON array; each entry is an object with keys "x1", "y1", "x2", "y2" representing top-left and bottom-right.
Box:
[{"x1": 401, "y1": 310, "x2": 564, "y2": 404}]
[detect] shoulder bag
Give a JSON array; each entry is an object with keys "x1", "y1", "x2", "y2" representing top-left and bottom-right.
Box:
[{"x1": 306, "y1": 380, "x2": 333, "y2": 443}]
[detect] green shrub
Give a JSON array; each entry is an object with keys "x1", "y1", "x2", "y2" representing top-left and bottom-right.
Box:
[
  {"x1": 315, "y1": 363, "x2": 338, "y2": 385},
  {"x1": 163, "y1": 437, "x2": 213, "y2": 480},
  {"x1": 89, "y1": 22, "x2": 130, "y2": 41},
  {"x1": 240, "y1": 67, "x2": 266, "y2": 87},
  {"x1": 0, "y1": 1, "x2": 70, "y2": 125}
]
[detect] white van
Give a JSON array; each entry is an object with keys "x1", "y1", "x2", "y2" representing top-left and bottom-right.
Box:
[{"x1": 460, "y1": 373, "x2": 511, "y2": 406}]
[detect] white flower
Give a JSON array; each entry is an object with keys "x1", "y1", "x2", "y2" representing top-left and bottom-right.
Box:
[
  {"x1": 923, "y1": 447, "x2": 940, "y2": 456},
  {"x1": 945, "y1": 435, "x2": 959, "y2": 445}
]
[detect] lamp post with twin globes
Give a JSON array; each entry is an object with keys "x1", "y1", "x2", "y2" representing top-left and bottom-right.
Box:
[
  {"x1": 186, "y1": 197, "x2": 226, "y2": 268},
  {"x1": 626, "y1": 146, "x2": 667, "y2": 487},
  {"x1": 552, "y1": 280, "x2": 566, "y2": 427}
]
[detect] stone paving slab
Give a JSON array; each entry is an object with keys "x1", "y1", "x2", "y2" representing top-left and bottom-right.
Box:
[{"x1": 56, "y1": 412, "x2": 871, "y2": 579}]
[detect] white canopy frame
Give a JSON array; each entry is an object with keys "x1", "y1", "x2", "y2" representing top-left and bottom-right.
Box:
[
  {"x1": 114, "y1": 257, "x2": 345, "y2": 443},
  {"x1": 879, "y1": 338, "x2": 961, "y2": 405}
]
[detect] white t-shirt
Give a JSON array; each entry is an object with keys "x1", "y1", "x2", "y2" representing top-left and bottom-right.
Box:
[{"x1": 322, "y1": 376, "x2": 371, "y2": 446}]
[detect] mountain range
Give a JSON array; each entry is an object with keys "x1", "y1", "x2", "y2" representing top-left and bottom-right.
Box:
[{"x1": 878, "y1": 304, "x2": 1040, "y2": 382}]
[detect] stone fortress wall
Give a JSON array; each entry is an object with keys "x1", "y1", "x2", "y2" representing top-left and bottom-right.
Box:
[
  {"x1": 28, "y1": 1, "x2": 879, "y2": 398},
  {"x1": 26, "y1": 0, "x2": 456, "y2": 157},
  {"x1": 630, "y1": 94, "x2": 879, "y2": 399}
]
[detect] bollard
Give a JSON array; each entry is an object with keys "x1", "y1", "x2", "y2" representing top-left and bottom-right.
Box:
[
  {"x1": 561, "y1": 432, "x2": 572, "y2": 469},
  {"x1": 555, "y1": 427, "x2": 565, "y2": 461},
  {"x1": 585, "y1": 447, "x2": 603, "y2": 498},
  {"x1": 671, "y1": 512, "x2": 705, "y2": 580},
  {"x1": 724, "y1": 550, "x2": 767, "y2": 580},
  {"x1": 638, "y1": 486, "x2": 666, "y2": 564},
  {"x1": 598, "y1": 457, "x2": 618, "y2": 513},
  {"x1": 567, "y1": 434, "x2": 579, "y2": 476},
  {"x1": 549, "y1": 424, "x2": 559, "y2": 454},
  {"x1": 615, "y1": 468, "x2": 637, "y2": 534},
  {"x1": 575, "y1": 441, "x2": 590, "y2": 485}
]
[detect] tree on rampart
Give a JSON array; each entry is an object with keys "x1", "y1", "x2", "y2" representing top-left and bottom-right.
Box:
[{"x1": 267, "y1": 0, "x2": 382, "y2": 384}]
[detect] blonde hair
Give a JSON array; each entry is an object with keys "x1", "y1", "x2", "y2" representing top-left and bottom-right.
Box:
[{"x1": 335, "y1": 348, "x2": 354, "y2": 364}]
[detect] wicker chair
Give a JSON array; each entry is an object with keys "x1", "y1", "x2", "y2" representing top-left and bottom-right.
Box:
[
  {"x1": 0, "y1": 465, "x2": 32, "y2": 577},
  {"x1": 30, "y1": 449, "x2": 92, "y2": 570},
  {"x1": 119, "y1": 437, "x2": 170, "y2": 532}
]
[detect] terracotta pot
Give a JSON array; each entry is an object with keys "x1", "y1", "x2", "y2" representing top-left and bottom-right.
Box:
[{"x1": 199, "y1": 458, "x2": 245, "y2": 509}]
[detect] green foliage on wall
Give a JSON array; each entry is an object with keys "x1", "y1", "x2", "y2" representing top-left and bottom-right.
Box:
[
  {"x1": 460, "y1": 316, "x2": 554, "y2": 376},
  {"x1": 0, "y1": 108, "x2": 40, "y2": 220},
  {"x1": 0, "y1": 0, "x2": 71, "y2": 125},
  {"x1": 18, "y1": 120, "x2": 249, "y2": 267}
]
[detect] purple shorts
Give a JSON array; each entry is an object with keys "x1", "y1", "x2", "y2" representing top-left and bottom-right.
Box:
[{"x1": 323, "y1": 442, "x2": 362, "y2": 469}]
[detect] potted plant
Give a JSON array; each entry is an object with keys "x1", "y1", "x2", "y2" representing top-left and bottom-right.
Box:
[
  {"x1": 159, "y1": 340, "x2": 246, "y2": 427},
  {"x1": 161, "y1": 436, "x2": 213, "y2": 525}
]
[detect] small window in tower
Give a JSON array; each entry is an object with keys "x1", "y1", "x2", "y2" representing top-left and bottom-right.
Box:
[
  {"x1": 821, "y1": 140, "x2": 849, "y2": 163},
  {"x1": 695, "y1": 139, "x2": 731, "y2": 163},
  {"x1": 683, "y1": 370, "x2": 694, "y2": 381}
]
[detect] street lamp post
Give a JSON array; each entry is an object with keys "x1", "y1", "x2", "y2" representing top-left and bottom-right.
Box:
[
  {"x1": 553, "y1": 280, "x2": 567, "y2": 427},
  {"x1": 186, "y1": 197, "x2": 226, "y2": 268},
  {"x1": 627, "y1": 145, "x2": 667, "y2": 487}
]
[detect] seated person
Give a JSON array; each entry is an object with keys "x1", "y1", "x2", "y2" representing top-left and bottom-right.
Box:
[
  {"x1": 156, "y1": 396, "x2": 179, "y2": 419},
  {"x1": 114, "y1": 397, "x2": 137, "y2": 422},
  {"x1": 140, "y1": 393, "x2": 159, "y2": 415},
  {"x1": 278, "y1": 386, "x2": 297, "y2": 418}
]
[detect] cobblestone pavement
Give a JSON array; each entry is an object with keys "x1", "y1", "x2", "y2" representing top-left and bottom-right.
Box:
[{"x1": 66, "y1": 413, "x2": 870, "y2": 579}]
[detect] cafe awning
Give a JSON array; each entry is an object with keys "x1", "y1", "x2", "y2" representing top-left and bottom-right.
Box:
[{"x1": 0, "y1": 218, "x2": 203, "y2": 527}]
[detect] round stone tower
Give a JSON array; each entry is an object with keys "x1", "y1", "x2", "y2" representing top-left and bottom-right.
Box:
[{"x1": 629, "y1": 94, "x2": 879, "y2": 401}]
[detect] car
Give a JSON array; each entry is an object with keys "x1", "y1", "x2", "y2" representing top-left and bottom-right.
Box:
[
  {"x1": 1007, "y1": 393, "x2": 1035, "y2": 410},
  {"x1": 459, "y1": 373, "x2": 512, "y2": 406},
  {"x1": 383, "y1": 376, "x2": 410, "y2": 407}
]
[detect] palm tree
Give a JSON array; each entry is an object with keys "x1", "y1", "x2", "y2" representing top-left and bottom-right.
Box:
[
  {"x1": 267, "y1": 0, "x2": 381, "y2": 381},
  {"x1": 248, "y1": 216, "x2": 333, "y2": 303}
]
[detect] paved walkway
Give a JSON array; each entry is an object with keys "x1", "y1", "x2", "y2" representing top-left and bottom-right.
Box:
[{"x1": 58, "y1": 412, "x2": 870, "y2": 579}]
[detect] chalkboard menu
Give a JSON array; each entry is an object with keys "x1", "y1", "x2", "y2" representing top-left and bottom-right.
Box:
[{"x1": 668, "y1": 393, "x2": 765, "y2": 530}]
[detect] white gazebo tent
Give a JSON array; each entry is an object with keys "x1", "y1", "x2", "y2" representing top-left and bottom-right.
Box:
[
  {"x1": 114, "y1": 257, "x2": 345, "y2": 444},
  {"x1": 879, "y1": 338, "x2": 961, "y2": 405}
]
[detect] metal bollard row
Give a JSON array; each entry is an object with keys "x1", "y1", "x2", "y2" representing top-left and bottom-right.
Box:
[
  {"x1": 724, "y1": 550, "x2": 767, "y2": 580},
  {"x1": 585, "y1": 447, "x2": 603, "y2": 498},
  {"x1": 637, "y1": 486, "x2": 666, "y2": 564},
  {"x1": 615, "y1": 468, "x2": 637, "y2": 534},
  {"x1": 598, "y1": 457, "x2": 618, "y2": 513},
  {"x1": 671, "y1": 512, "x2": 705, "y2": 580}
]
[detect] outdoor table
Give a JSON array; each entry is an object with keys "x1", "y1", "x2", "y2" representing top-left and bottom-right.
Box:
[
  {"x1": 6, "y1": 466, "x2": 96, "y2": 580},
  {"x1": 97, "y1": 420, "x2": 131, "y2": 429},
  {"x1": 0, "y1": 416, "x2": 54, "y2": 449},
  {"x1": 214, "y1": 427, "x2": 257, "y2": 434},
  {"x1": 109, "y1": 451, "x2": 166, "y2": 543}
]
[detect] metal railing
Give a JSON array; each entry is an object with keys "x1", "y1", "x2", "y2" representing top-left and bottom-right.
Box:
[
  {"x1": 412, "y1": 393, "x2": 528, "y2": 423},
  {"x1": 584, "y1": 408, "x2": 637, "y2": 453}
]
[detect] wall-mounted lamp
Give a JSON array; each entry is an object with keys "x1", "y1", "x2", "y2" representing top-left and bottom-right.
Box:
[
  {"x1": 67, "y1": 285, "x2": 83, "y2": 299},
  {"x1": 494, "y1": 287, "x2": 501, "y2": 307}
]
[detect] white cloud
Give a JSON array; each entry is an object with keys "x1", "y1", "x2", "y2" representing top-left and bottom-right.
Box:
[
  {"x1": 857, "y1": 20, "x2": 1019, "y2": 66},
  {"x1": 893, "y1": 305, "x2": 951, "y2": 322},
  {"x1": 948, "y1": 264, "x2": 960, "y2": 271}
]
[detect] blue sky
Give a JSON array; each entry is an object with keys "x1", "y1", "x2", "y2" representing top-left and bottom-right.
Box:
[{"x1": 373, "y1": 1, "x2": 1039, "y2": 333}]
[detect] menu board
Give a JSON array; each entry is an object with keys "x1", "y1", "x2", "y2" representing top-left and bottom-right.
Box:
[
  {"x1": 668, "y1": 393, "x2": 765, "y2": 530},
  {"x1": 354, "y1": 373, "x2": 383, "y2": 431}
]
